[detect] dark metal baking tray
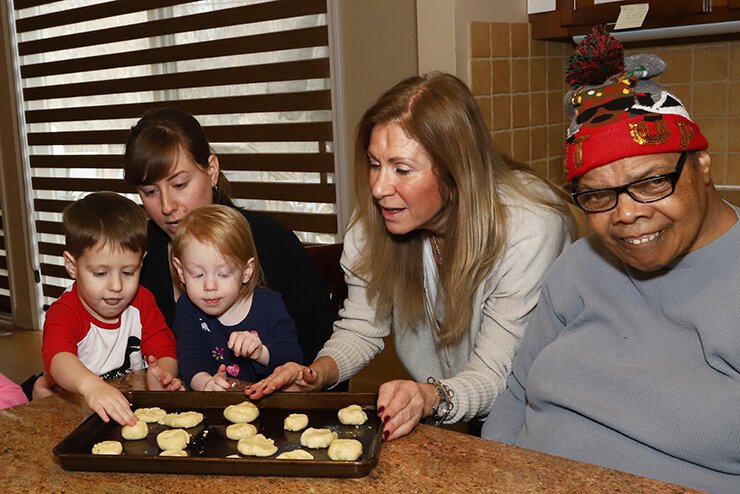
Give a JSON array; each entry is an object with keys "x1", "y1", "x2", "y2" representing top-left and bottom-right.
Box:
[{"x1": 53, "y1": 391, "x2": 382, "y2": 478}]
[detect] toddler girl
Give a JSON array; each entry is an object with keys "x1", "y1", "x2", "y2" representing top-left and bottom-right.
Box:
[{"x1": 171, "y1": 205, "x2": 303, "y2": 390}]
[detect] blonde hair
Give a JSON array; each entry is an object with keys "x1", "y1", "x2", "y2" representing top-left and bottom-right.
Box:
[
  {"x1": 353, "y1": 72, "x2": 570, "y2": 345},
  {"x1": 170, "y1": 205, "x2": 262, "y2": 301}
]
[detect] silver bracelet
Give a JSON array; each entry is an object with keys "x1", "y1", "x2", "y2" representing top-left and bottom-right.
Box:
[{"x1": 425, "y1": 377, "x2": 455, "y2": 426}]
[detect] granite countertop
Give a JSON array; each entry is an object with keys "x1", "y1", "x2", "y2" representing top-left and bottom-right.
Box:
[{"x1": 0, "y1": 372, "x2": 699, "y2": 494}]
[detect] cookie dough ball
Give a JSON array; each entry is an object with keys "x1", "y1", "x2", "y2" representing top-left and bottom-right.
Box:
[
  {"x1": 276, "y1": 449, "x2": 314, "y2": 460},
  {"x1": 337, "y1": 404, "x2": 368, "y2": 426},
  {"x1": 91, "y1": 440, "x2": 123, "y2": 455},
  {"x1": 224, "y1": 401, "x2": 260, "y2": 423},
  {"x1": 237, "y1": 434, "x2": 278, "y2": 457},
  {"x1": 159, "y1": 449, "x2": 188, "y2": 457},
  {"x1": 300, "y1": 428, "x2": 338, "y2": 449},
  {"x1": 121, "y1": 420, "x2": 149, "y2": 440},
  {"x1": 156, "y1": 429, "x2": 190, "y2": 450},
  {"x1": 328, "y1": 439, "x2": 363, "y2": 461},
  {"x1": 161, "y1": 411, "x2": 204, "y2": 428},
  {"x1": 226, "y1": 423, "x2": 258, "y2": 440},
  {"x1": 134, "y1": 407, "x2": 167, "y2": 423},
  {"x1": 283, "y1": 413, "x2": 309, "y2": 432}
]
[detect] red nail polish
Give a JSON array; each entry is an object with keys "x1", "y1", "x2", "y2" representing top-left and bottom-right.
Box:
[
  {"x1": 382, "y1": 430, "x2": 389, "y2": 440},
  {"x1": 377, "y1": 406, "x2": 385, "y2": 414},
  {"x1": 383, "y1": 415, "x2": 390, "y2": 423}
]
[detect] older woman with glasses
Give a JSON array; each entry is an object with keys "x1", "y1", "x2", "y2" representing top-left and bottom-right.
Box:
[{"x1": 482, "y1": 28, "x2": 740, "y2": 494}]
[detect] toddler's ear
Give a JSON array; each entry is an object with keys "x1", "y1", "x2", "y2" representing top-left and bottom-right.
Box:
[
  {"x1": 171, "y1": 257, "x2": 187, "y2": 285},
  {"x1": 62, "y1": 251, "x2": 78, "y2": 279},
  {"x1": 242, "y1": 257, "x2": 255, "y2": 284}
]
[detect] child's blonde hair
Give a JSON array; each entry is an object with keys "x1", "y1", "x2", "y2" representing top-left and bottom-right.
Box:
[
  {"x1": 63, "y1": 192, "x2": 147, "y2": 258},
  {"x1": 170, "y1": 205, "x2": 262, "y2": 301}
]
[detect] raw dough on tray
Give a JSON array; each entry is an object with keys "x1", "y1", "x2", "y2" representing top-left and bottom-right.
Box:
[
  {"x1": 224, "y1": 401, "x2": 260, "y2": 423},
  {"x1": 134, "y1": 407, "x2": 167, "y2": 423},
  {"x1": 328, "y1": 438, "x2": 363, "y2": 461},
  {"x1": 156, "y1": 429, "x2": 190, "y2": 450},
  {"x1": 161, "y1": 411, "x2": 204, "y2": 428},
  {"x1": 91, "y1": 440, "x2": 123, "y2": 455},
  {"x1": 300, "y1": 428, "x2": 338, "y2": 449},
  {"x1": 226, "y1": 422, "x2": 257, "y2": 440},
  {"x1": 283, "y1": 413, "x2": 309, "y2": 432},
  {"x1": 337, "y1": 404, "x2": 368, "y2": 426},
  {"x1": 121, "y1": 420, "x2": 149, "y2": 440},
  {"x1": 276, "y1": 449, "x2": 314, "y2": 460},
  {"x1": 236, "y1": 433, "x2": 277, "y2": 457},
  {"x1": 159, "y1": 449, "x2": 188, "y2": 457}
]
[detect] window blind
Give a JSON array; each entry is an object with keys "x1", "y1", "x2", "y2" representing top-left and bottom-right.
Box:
[
  {"x1": 0, "y1": 209, "x2": 9, "y2": 313},
  {"x1": 12, "y1": 0, "x2": 336, "y2": 307}
]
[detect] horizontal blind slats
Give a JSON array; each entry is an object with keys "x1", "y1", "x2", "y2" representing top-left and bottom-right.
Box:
[
  {"x1": 40, "y1": 262, "x2": 68, "y2": 279},
  {"x1": 30, "y1": 152, "x2": 335, "y2": 173},
  {"x1": 18, "y1": 0, "x2": 327, "y2": 56},
  {"x1": 22, "y1": 26, "x2": 328, "y2": 78},
  {"x1": 13, "y1": 0, "x2": 60, "y2": 10},
  {"x1": 36, "y1": 210, "x2": 336, "y2": 247},
  {"x1": 25, "y1": 90, "x2": 332, "y2": 123},
  {"x1": 16, "y1": 0, "x2": 193, "y2": 33},
  {"x1": 28, "y1": 122, "x2": 333, "y2": 145},
  {"x1": 229, "y1": 182, "x2": 335, "y2": 203},
  {"x1": 32, "y1": 178, "x2": 134, "y2": 194},
  {"x1": 23, "y1": 58, "x2": 330, "y2": 100},
  {"x1": 32, "y1": 179, "x2": 334, "y2": 203}
]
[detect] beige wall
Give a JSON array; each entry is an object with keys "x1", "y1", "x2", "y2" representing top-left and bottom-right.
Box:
[
  {"x1": 417, "y1": 0, "x2": 528, "y2": 82},
  {"x1": 470, "y1": 22, "x2": 568, "y2": 183},
  {"x1": 330, "y1": 0, "x2": 419, "y2": 237}
]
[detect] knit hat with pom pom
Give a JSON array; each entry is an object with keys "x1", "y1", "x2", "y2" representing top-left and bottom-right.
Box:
[{"x1": 563, "y1": 25, "x2": 707, "y2": 182}]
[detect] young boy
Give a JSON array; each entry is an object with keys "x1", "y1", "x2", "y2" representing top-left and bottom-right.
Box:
[{"x1": 38, "y1": 192, "x2": 183, "y2": 426}]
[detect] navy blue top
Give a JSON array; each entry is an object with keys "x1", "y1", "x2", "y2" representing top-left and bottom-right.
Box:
[{"x1": 174, "y1": 287, "x2": 303, "y2": 386}]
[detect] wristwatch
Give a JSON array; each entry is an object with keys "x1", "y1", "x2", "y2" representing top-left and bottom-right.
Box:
[{"x1": 426, "y1": 377, "x2": 455, "y2": 426}]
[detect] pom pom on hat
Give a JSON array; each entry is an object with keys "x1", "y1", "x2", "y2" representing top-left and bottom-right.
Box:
[
  {"x1": 565, "y1": 25, "x2": 624, "y2": 87},
  {"x1": 563, "y1": 25, "x2": 707, "y2": 182}
]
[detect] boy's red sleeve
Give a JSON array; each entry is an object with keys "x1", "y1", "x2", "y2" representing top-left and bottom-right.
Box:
[
  {"x1": 41, "y1": 299, "x2": 86, "y2": 375},
  {"x1": 136, "y1": 287, "x2": 178, "y2": 361}
]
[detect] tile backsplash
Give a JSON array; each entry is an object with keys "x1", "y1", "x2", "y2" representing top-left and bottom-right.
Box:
[{"x1": 470, "y1": 21, "x2": 740, "y2": 206}]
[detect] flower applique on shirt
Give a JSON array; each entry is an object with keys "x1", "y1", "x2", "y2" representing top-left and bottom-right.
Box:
[{"x1": 211, "y1": 347, "x2": 225, "y2": 361}]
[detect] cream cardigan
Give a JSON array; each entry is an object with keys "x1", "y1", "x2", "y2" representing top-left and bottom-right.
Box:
[{"x1": 317, "y1": 181, "x2": 573, "y2": 423}]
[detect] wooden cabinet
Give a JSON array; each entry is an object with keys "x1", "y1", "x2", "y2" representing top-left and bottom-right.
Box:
[
  {"x1": 530, "y1": 0, "x2": 740, "y2": 42},
  {"x1": 562, "y1": 0, "x2": 708, "y2": 27}
]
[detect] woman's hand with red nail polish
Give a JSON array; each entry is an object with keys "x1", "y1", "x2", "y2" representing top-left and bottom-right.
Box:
[{"x1": 376, "y1": 379, "x2": 438, "y2": 441}]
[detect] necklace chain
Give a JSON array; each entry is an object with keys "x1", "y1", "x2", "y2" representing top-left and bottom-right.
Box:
[{"x1": 431, "y1": 235, "x2": 443, "y2": 265}]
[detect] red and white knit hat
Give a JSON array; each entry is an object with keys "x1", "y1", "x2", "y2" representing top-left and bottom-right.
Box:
[{"x1": 563, "y1": 26, "x2": 708, "y2": 182}]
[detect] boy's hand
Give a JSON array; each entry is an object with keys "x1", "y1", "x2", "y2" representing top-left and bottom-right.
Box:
[
  {"x1": 146, "y1": 355, "x2": 185, "y2": 391},
  {"x1": 81, "y1": 379, "x2": 137, "y2": 426},
  {"x1": 228, "y1": 330, "x2": 268, "y2": 365}
]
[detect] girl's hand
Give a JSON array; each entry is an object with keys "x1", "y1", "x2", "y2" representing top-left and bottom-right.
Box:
[
  {"x1": 228, "y1": 331, "x2": 269, "y2": 365},
  {"x1": 145, "y1": 355, "x2": 185, "y2": 391},
  {"x1": 376, "y1": 380, "x2": 438, "y2": 441},
  {"x1": 203, "y1": 364, "x2": 232, "y2": 391}
]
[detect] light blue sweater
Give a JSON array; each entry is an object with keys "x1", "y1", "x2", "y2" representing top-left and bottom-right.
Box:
[{"x1": 483, "y1": 205, "x2": 740, "y2": 493}]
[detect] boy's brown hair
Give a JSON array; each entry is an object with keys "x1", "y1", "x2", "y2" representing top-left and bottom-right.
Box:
[{"x1": 63, "y1": 192, "x2": 147, "y2": 258}]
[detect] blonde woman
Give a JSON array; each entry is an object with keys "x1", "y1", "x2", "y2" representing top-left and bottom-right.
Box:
[{"x1": 248, "y1": 72, "x2": 574, "y2": 440}]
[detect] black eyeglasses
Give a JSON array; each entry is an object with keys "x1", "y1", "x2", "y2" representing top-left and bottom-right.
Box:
[{"x1": 571, "y1": 151, "x2": 688, "y2": 213}]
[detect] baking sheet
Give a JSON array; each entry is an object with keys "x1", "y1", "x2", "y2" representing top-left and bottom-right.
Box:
[{"x1": 53, "y1": 391, "x2": 382, "y2": 477}]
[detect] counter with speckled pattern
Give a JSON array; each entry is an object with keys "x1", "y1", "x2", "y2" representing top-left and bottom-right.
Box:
[{"x1": 0, "y1": 372, "x2": 700, "y2": 493}]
